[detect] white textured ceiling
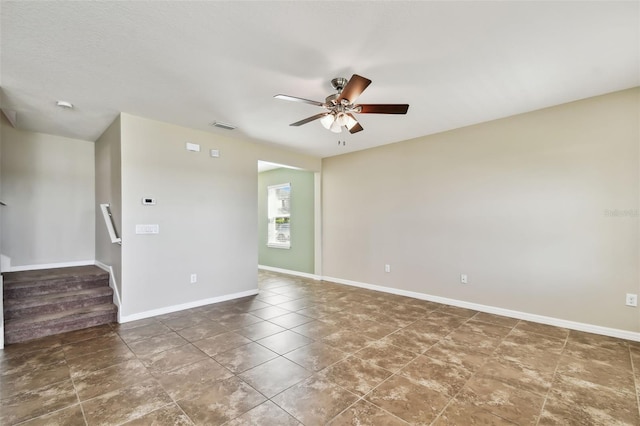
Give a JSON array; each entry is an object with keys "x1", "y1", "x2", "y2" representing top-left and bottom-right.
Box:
[{"x1": 1, "y1": 1, "x2": 638, "y2": 158}]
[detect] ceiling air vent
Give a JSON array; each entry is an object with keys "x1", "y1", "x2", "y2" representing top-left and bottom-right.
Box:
[{"x1": 210, "y1": 121, "x2": 236, "y2": 130}]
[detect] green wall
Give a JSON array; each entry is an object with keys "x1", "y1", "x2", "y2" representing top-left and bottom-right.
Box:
[{"x1": 258, "y1": 168, "x2": 314, "y2": 274}]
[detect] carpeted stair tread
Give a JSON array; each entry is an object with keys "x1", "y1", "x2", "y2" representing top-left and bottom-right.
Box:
[
  {"x1": 3, "y1": 265, "x2": 107, "y2": 284},
  {"x1": 3, "y1": 265, "x2": 118, "y2": 344},
  {"x1": 4, "y1": 287, "x2": 114, "y2": 320},
  {"x1": 3, "y1": 267, "x2": 109, "y2": 298},
  {"x1": 4, "y1": 286, "x2": 112, "y2": 307},
  {"x1": 6, "y1": 304, "x2": 117, "y2": 329}
]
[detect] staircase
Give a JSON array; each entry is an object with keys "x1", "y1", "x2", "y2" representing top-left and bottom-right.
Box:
[{"x1": 3, "y1": 265, "x2": 117, "y2": 344}]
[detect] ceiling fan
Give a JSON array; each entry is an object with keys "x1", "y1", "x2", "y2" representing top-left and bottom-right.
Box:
[{"x1": 274, "y1": 74, "x2": 409, "y2": 134}]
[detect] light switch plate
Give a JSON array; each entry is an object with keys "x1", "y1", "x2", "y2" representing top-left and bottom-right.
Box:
[
  {"x1": 186, "y1": 142, "x2": 200, "y2": 152},
  {"x1": 135, "y1": 224, "x2": 159, "y2": 234}
]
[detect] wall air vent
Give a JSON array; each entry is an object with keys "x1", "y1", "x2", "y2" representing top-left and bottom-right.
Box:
[{"x1": 210, "y1": 121, "x2": 236, "y2": 130}]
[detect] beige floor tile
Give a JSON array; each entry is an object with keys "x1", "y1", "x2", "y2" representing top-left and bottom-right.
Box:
[
  {"x1": 18, "y1": 403, "x2": 86, "y2": 426},
  {"x1": 251, "y1": 306, "x2": 292, "y2": 320},
  {"x1": 290, "y1": 320, "x2": 341, "y2": 340},
  {"x1": 215, "y1": 312, "x2": 263, "y2": 329},
  {"x1": 556, "y1": 354, "x2": 635, "y2": 393},
  {"x1": 213, "y1": 342, "x2": 278, "y2": 373},
  {"x1": 0, "y1": 379, "x2": 78, "y2": 425},
  {"x1": 548, "y1": 374, "x2": 640, "y2": 424},
  {"x1": 139, "y1": 344, "x2": 208, "y2": 374},
  {"x1": 0, "y1": 360, "x2": 71, "y2": 398},
  {"x1": 433, "y1": 399, "x2": 517, "y2": 425},
  {"x1": 284, "y1": 342, "x2": 348, "y2": 372},
  {"x1": 444, "y1": 328, "x2": 503, "y2": 355},
  {"x1": 425, "y1": 339, "x2": 490, "y2": 372},
  {"x1": 81, "y1": 379, "x2": 172, "y2": 426},
  {"x1": 320, "y1": 355, "x2": 393, "y2": 396},
  {"x1": 236, "y1": 321, "x2": 286, "y2": 340},
  {"x1": 354, "y1": 340, "x2": 418, "y2": 372},
  {"x1": 59, "y1": 324, "x2": 114, "y2": 344},
  {"x1": 471, "y1": 312, "x2": 520, "y2": 328},
  {"x1": 458, "y1": 320, "x2": 514, "y2": 338},
  {"x1": 515, "y1": 320, "x2": 569, "y2": 340},
  {"x1": 322, "y1": 329, "x2": 376, "y2": 353},
  {"x1": 365, "y1": 374, "x2": 450, "y2": 425},
  {"x1": 121, "y1": 403, "x2": 193, "y2": 425},
  {"x1": 271, "y1": 376, "x2": 359, "y2": 425},
  {"x1": 191, "y1": 331, "x2": 251, "y2": 357},
  {"x1": 4, "y1": 271, "x2": 639, "y2": 425},
  {"x1": 398, "y1": 355, "x2": 472, "y2": 397},
  {"x1": 328, "y1": 399, "x2": 407, "y2": 425},
  {"x1": 126, "y1": 332, "x2": 188, "y2": 358},
  {"x1": 378, "y1": 328, "x2": 440, "y2": 354},
  {"x1": 239, "y1": 356, "x2": 312, "y2": 398},
  {"x1": 475, "y1": 357, "x2": 554, "y2": 396},
  {"x1": 456, "y1": 376, "x2": 546, "y2": 424},
  {"x1": 62, "y1": 333, "x2": 128, "y2": 360},
  {"x1": 226, "y1": 400, "x2": 300, "y2": 425},
  {"x1": 74, "y1": 359, "x2": 151, "y2": 401},
  {"x1": 256, "y1": 330, "x2": 313, "y2": 354},
  {"x1": 177, "y1": 376, "x2": 266, "y2": 425},
  {"x1": 155, "y1": 358, "x2": 233, "y2": 401},
  {"x1": 116, "y1": 322, "x2": 172, "y2": 344},
  {"x1": 159, "y1": 313, "x2": 212, "y2": 331},
  {"x1": 175, "y1": 321, "x2": 229, "y2": 341},
  {"x1": 267, "y1": 312, "x2": 314, "y2": 329},
  {"x1": 0, "y1": 348, "x2": 66, "y2": 376}
]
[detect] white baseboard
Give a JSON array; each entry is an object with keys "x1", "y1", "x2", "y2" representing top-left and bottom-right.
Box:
[
  {"x1": 323, "y1": 276, "x2": 640, "y2": 342},
  {"x1": 258, "y1": 265, "x2": 321, "y2": 281},
  {"x1": 1, "y1": 254, "x2": 11, "y2": 273},
  {"x1": 9, "y1": 260, "x2": 95, "y2": 272},
  {"x1": 119, "y1": 289, "x2": 259, "y2": 323},
  {"x1": 94, "y1": 261, "x2": 122, "y2": 322}
]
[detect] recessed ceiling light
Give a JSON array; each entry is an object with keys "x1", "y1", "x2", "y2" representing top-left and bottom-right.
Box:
[
  {"x1": 210, "y1": 121, "x2": 236, "y2": 130},
  {"x1": 56, "y1": 100, "x2": 74, "y2": 109}
]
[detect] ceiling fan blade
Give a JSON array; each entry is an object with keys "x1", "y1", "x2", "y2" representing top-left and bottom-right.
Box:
[
  {"x1": 346, "y1": 113, "x2": 363, "y2": 134},
  {"x1": 290, "y1": 112, "x2": 328, "y2": 126},
  {"x1": 274, "y1": 94, "x2": 324, "y2": 107},
  {"x1": 358, "y1": 104, "x2": 409, "y2": 114},
  {"x1": 337, "y1": 74, "x2": 372, "y2": 104},
  {"x1": 348, "y1": 123, "x2": 364, "y2": 134}
]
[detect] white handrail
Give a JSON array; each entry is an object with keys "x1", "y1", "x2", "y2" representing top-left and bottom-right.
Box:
[{"x1": 100, "y1": 203, "x2": 122, "y2": 245}]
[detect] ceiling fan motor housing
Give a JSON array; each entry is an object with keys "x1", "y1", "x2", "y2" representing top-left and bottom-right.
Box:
[{"x1": 331, "y1": 77, "x2": 348, "y2": 92}]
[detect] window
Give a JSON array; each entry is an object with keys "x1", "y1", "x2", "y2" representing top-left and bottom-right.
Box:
[{"x1": 267, "y1": 183, "x2": 291, "y2": 249}]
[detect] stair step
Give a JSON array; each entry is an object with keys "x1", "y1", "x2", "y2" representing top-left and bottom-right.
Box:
[
  {"x1": 3, "y1": 265, "x2": 109, "y2": 298},
  {"x1": 4, "y1": 304, "x2": 117, "y2": 345},
  {"x1": 4, "y1": 287, "x2": 114, "y2": 320}
]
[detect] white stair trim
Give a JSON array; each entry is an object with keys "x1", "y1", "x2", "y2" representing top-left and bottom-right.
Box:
[{"x1": 9, "y1": 260, "x2": 95, "y2": 272}]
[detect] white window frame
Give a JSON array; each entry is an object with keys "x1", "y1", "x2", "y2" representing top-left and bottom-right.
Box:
[{"x1": 267, "y1": 183, "x2": 291, "y2": 249}]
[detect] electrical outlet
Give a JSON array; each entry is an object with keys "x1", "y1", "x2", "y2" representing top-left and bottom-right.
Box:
[
  {"x1": 626, "y1": 293, "x2": 637, "y2": 307},
  {"x1": 190, "y1": 273, "x2": 197, "y2": 284},
  {"x1": 460, "y1": 274, "x2": 468, "y2": 284},
  {"x1": 385, "y1": 264, "x2": 391, "y2": 273}
]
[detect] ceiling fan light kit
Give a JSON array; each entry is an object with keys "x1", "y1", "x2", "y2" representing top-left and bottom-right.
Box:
[{"x1": 275, "y1": 74, "x2": 409, "y2": 135}]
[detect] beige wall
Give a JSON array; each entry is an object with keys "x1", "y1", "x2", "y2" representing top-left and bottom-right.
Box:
[
  {"x1": 322, "y1": 88, "x2": 639, "y2": 332},
  {"x1": 95, "y1": 116, "x2": 122, "y2": 297},
  {"x1": 118, "y1": 114, "x2": 320, "y2": 317},
  {"x1": 1, "y1": 125, "x2": 95, "y2": 267}
]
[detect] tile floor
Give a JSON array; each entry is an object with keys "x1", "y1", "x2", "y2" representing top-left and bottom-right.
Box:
[{"x1": 1, "y1": 271, "x2": 639, "y2": 425}]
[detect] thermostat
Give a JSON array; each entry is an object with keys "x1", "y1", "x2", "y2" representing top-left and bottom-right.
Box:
[{"x1": 142, "y1": 198, "x2": 156, "y2": 205}]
